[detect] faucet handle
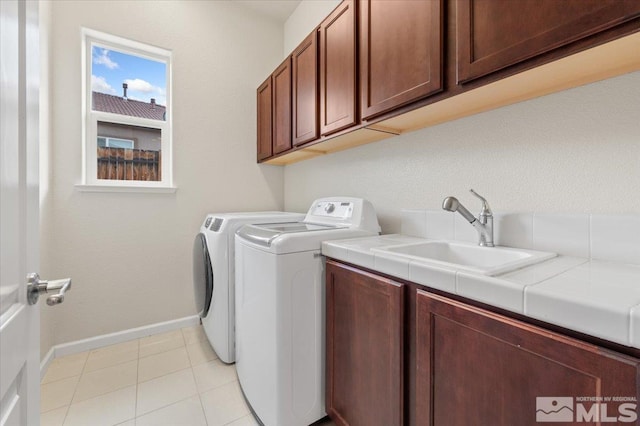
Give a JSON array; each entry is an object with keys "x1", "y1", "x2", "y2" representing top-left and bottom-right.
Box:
[{"x1": 469, "y1": 189, "x2": 492, "y2": 216}]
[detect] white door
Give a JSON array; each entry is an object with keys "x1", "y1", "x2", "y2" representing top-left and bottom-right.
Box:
[{"x1": 0, "y1": 0, "x2": 41, "y2": 424}]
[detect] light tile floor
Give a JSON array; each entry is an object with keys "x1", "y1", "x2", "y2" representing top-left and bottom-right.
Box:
[{"x1": 41, "y1": 324, "x2": 336, "y2": 426}]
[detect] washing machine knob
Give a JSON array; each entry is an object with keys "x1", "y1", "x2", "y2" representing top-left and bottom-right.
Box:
[{"x1": 324, "y1": 203, "x2": 335, "y2": 213}]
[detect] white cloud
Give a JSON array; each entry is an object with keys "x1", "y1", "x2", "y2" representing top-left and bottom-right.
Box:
[
  {"x1": 91, "y1": 75, "x2": 117, "y2": 95},
  {"x1": 124, "y1": 78, "x2": 166, "y2": 105},
  {"x1": 93, "y1": 48, "x2": 118, "y2": 70},
  {"x1": 124, "y1": 78, "x2": 157, "y2": 93}
]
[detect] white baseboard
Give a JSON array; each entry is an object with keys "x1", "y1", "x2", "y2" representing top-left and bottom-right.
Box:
[
  {"x1": 40, "y1": 346, "x2": 56, "y2": 381},
  {"x1": 41, "y1": 315, "x2": 200, "y2": 377}
]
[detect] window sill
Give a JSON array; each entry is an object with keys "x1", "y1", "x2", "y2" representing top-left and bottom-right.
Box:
[{"x1": 75, "y1": 184, "x2": 177, "y2": 194}]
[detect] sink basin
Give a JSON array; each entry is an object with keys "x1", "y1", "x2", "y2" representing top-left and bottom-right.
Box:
[{"x1": 372, "y1": 241, "x2": 556, "y2": 276}]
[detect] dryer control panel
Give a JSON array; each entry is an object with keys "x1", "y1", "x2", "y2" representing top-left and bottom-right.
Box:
[{"x1": 309, "y1": 201, "x2": 353, "y2": 219}]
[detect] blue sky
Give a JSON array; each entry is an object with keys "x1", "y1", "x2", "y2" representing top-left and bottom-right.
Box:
[{"x1": 91, "y1": 45, "x2": 167, "y2": 106}]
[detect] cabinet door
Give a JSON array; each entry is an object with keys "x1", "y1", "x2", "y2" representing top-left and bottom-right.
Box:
[
  {"x1": 320, "y1": 0, "x2": 358, "y2": 136},
  {"x1": 457, "y1": 0, "x2": 640, "y2": 83},
  {"x1": 415, "y1": 290, "x2": 640, "y2": 425},
  {"x1": 326, "y1": 261, "x2": 404, "y2": 426},
  {"x1": 360, "y1": 0, "x2": 443, "y2": 120},
  {"x1": 256, "y1": 76, "x2": 272, "y2": 161},
  {"x1": 272, "y1": 57, "x2": 292, "y2": 155},
  {"x1": 292, "y1": 32, "x2": 319, "y2": 146}
]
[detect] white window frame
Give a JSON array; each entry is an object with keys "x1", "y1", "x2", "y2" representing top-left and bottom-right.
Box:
[{"x1": 79, "y1": 28, "x2": 174, "y2": 192}]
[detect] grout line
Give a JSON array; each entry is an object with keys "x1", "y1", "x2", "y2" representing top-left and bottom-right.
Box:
[
  {"x1": 82, "y1": 349, "x2": 139, "y2": 376},
  {"x1": 135, "y1": 338, "x2": 140, "y2": 420},
  {"x1": 531, "y1": 212, "x2": 537, "y2": 250},
  {"x1": 189, "y1": 363, "x2": 209, "y2": 425},
  {"x1": 138, "y1": 339, "x2": 187, "y2": 361},
  {"x1": 137, "y1": 365, "x2": 192, "y2": 386},
  {"x1": 135, "y1": 394, "x2": 201, "y2": 424},
  {"x1": 57, "y1": 351, "x2": 90, "y2": 425},
  {"x1": 65, "y1": 363, "x2": 84, "y2": 413},
  {"x1": 61, "y1": 404, "x2": 70, "y2": 426},
  {"x1": 78, "y1": 349, "x2": 90, "y2": 377}
]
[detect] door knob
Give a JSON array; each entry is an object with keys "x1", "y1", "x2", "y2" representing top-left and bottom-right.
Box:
[{"x1": 27, "y1": 273, "x2": 72, "y2": 306}]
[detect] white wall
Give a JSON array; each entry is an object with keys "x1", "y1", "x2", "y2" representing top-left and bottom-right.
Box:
[
  {"x1": 282, "y1": 2, "x2": 640, "y2": 233},
  {"x1": 283, "y1": 0, "x2": 340, "y2": 55},
  {"x1": 43, "y1": 0, "x2": 286, "y2": 345}
]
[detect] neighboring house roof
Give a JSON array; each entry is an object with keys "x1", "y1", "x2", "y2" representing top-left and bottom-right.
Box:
[{"x1": 92, "y1": 91, "x2": 166, "y2": 121}]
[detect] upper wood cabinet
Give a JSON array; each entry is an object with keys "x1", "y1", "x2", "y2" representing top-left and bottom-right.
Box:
[
  {"x1": 415, "y1": 290, "x2": 640, "y2": 426},
  {"x1": 257, "y1": 0, "x2": 640, "y2": 164},
  {"x1": 256, "y1": 76, "x2": 272, "y2": 161},
  {"x1": 325, "y1": 261, "x2": 404, "y2": 426},
  {"x1": 272, "y1": 57, "x2": 292, "y2": 155},
  {"x1": 292, "y1": 32, "x2": 319, "y2": 146},
  {"x1": 320, "y1": 0, "x2": 358, "y2": 136},
  {"x1": 360, "y1": 0, "x2": 443, "y2": 120},
  {"x1": 457, "y1": 0, "x2": 640, "y2": 83}
]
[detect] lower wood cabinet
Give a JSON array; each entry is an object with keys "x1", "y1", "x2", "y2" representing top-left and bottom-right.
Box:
[
  {"x1": 325, "y1": 260, "x2": 404, "y2": 426},
  {"x1": 415, "y1": 290, "x2": 640, "y2": 425},
  {"x1": 325, "y1": 260, "x2": 640, "y2": 426}
]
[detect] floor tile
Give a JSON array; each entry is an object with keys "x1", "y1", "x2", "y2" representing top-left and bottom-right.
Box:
[
  {"x1": 73, "y1": 359, "x2": 137, "y2": 403},
  {"x1": 135, "y1": 395, "x2": 207, "y2": 426},
  {"x1": 200, "y1": 381, "x2": 250, "y2": 426},
  {"x1": 138, "y1": 346, "x2": 191, "y2": 383},
  {"x1": 192, "y1": 359, "x2": 237, "y2": 393},
  {"x1": 227, "y1": 414, "x2": 260, "y2": 426},
  {"x1": 41, "y1": 375, "x2": 80, "y2": 413},
  {"x1": 84, "y1": 340, "x2": 139, "y2": 373},
  {"x1": 181, "y1": 324, "x2": 207, "y2": 345},
  {"x1": 64, "y1": 385, "x2": 136, "y2": 426},
  {"x1": 139, "y1": 329, "x2": 185, "y2": 358},
  {"x1": 40, "y1": 406, "x2": 68, "y2": 426},
  {"x1": 186, "y1": 338, "x2": 218, "y2": 366},
  {"x1": 136, "y1": 368, "x2": 198, "y2": 416},
  {"x1": 41, "y1": 352, "x2": 88, "y2": 384}
]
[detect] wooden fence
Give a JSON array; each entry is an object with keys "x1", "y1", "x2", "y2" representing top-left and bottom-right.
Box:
[{"x1": 97, "y1": 147, "x2": 161, "y2": 181}]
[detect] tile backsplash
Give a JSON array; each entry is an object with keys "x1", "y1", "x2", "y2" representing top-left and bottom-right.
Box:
[{"x1": 401, "y1": 210, "x2": 640, "y2": 266}]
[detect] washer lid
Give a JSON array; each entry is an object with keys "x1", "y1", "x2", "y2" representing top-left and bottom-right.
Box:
[{"x1": 236, "y1": 222, "x2": 343, "y2": 247}]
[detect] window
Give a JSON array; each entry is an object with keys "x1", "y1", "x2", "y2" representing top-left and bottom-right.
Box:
[{"x1": 81, "y1": 28, "x2": 173, "y2": 191}]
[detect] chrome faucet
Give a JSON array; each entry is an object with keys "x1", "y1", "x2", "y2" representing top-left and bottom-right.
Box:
[{"x1": 442, "y1": 189, "x2": 494, "y2": 247}]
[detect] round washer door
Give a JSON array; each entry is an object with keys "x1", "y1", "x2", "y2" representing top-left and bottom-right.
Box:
[{"x1": 193, "y1": 233, "x2": 213, "y2": 318}]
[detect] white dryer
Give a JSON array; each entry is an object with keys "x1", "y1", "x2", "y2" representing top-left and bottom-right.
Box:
[
  {"x1": 235, "y1": 197, "x2": 380, "y2": 426},
  {"x1": 192, "y1": 211, "x2": 303, "y2": 364}
]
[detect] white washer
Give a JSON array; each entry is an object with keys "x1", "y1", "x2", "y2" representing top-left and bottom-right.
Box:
[
  {"x1": 192, "y1": 211, "x2": 303, "y2": 364},
  {"x1": 235, "y1": 197, "x2": 380, "y2": 426}
]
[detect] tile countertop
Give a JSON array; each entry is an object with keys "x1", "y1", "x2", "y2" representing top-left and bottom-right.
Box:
[{"x1": 322, "y1": 234, "x2": 640, "y2": 350}]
